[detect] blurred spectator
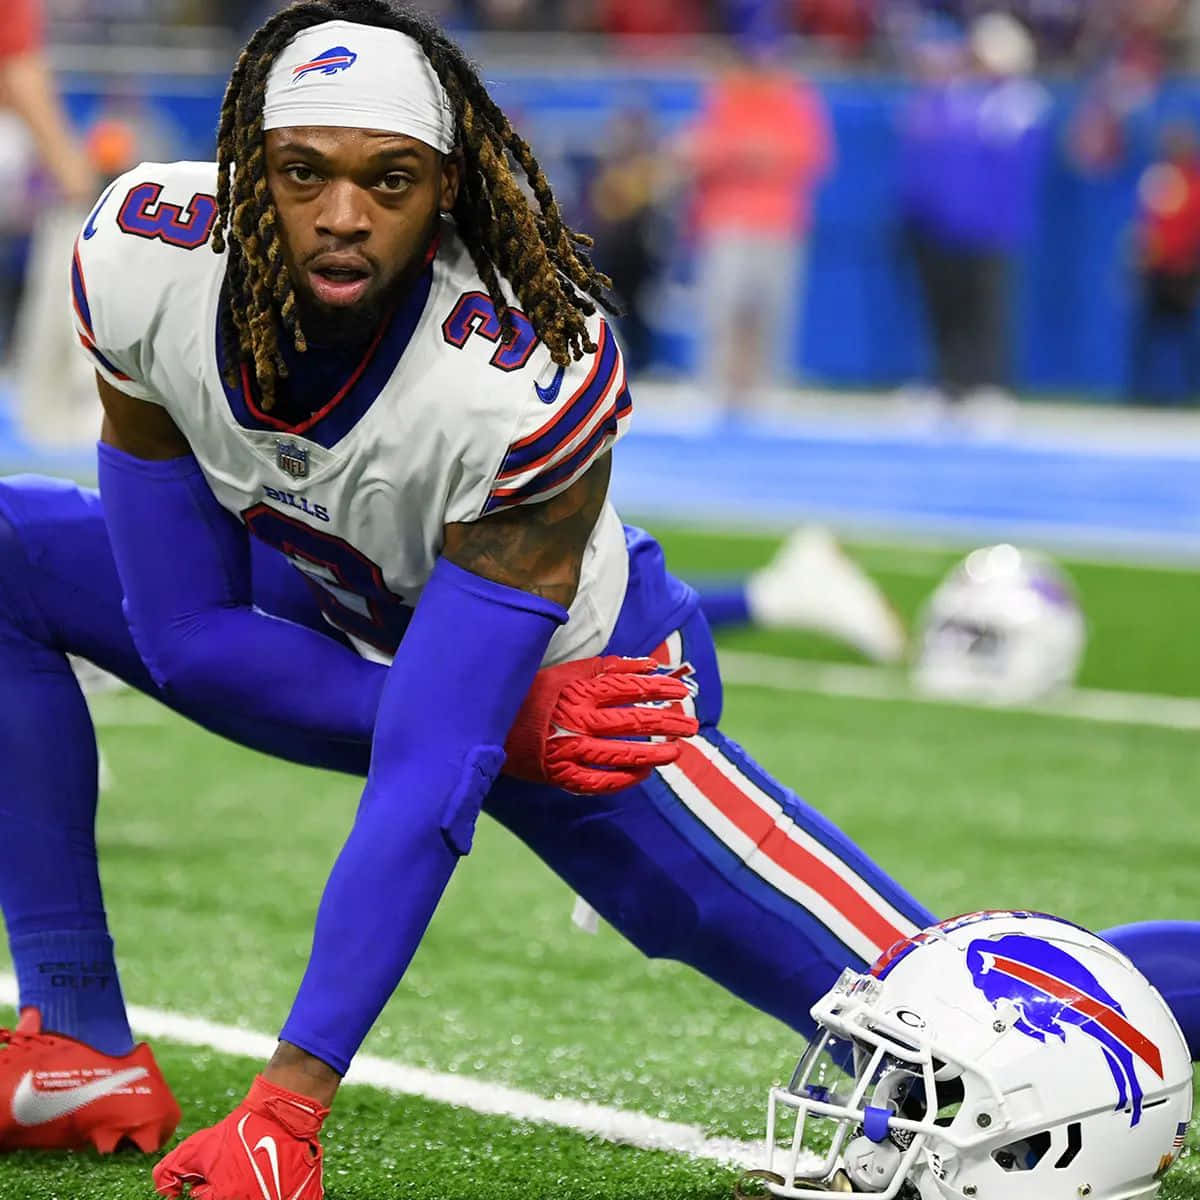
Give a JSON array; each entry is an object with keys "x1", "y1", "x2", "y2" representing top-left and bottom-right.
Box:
[
  {"x1": 678, "y1": 39, "x2": 833, "y2": 412},
  {"x1": 1, "y1": 0, "x2": 93, "y2": 207},
  {"x1": 794, "y1": 0, "x2": 876, "y2": 56},
  {"x1": 2, "y1": 0, "x2": 98, "y2": 446},
  {"x1": 897, "y1": 12, "x2": 1050, "y2": 419},
  {"x1": 598, "y1": 0, "x2": 712, "y2": 38},
  {"x1": 1066, "y1": 3, "x2": 1179, "y2": 176},
  {"x1": 1129, "y1": 122, "x2": 1200, "y2": 404},
  {"x1": 587, "y1": 109, "x2": 663, "y2": 374}
]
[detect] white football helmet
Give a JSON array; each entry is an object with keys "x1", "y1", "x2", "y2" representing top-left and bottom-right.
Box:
[
  {"x1": 913, "y1": 545, "x2": 1085, "y2": 703},
  {"x1": 758, "y1": 912, "x2": 1192, "y2": 1199}
]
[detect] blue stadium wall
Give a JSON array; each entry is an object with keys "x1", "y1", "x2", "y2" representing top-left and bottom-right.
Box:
[{"x1": 61, "y1": 67, "x2": 1200, "y2": 399}]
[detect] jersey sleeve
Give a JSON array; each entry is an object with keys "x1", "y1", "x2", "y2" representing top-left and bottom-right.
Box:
[
  {"x1": 70, "y1": 161, "x2": 219, "y2": 403},
  {"x1": 483, "y1": 319, "x2": 631, "y2": 515}
]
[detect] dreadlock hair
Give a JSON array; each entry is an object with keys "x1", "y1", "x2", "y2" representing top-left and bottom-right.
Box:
[{"x1": 214, "y1": 0, "x2": 614, "y2": 411}]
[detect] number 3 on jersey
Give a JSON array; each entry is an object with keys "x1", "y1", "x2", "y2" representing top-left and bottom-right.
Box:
[
  {"x1": 243, "y1": 504, "x2": 413, "y2": 655},
  {"x1": 117, "y1": 182, "x2": 217, "y2": 250},
  {"x1": 442, "y1": 292, "x2": 538, "y2": 370}
]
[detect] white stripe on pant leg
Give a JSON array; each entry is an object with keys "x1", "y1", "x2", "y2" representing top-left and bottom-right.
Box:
[
  {"x1": 661, "y1": 629, "x2": 697, "y2": 721},
  {"x1": 689, "y1": 737, "x2": 921, "y2": 944},
  {"x1": 664, "y1": 630, "x2": 683, "y2": 664},
  {"x1": 657, "y1": 759, "x2": 882, "y2": 964}
]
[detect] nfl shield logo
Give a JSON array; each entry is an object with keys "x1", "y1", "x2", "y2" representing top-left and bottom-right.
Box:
[{"x1": 276, "y1": 440, "x2": 309, "y2": 479}]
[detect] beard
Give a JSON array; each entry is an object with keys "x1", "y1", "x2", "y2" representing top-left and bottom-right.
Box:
[
  {"x1": 291, "y1": 271, "x2": 401, "y2": 349},
  {"x1": 287, "y1": 230, "x2": 435, "y2": 350}
]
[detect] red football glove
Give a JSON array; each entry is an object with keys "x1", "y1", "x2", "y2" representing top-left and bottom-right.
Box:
[
  {"x1": 153, "y1": 1075, "x2": 327, "y2": 1200},
  {"x1": 505, "y1": 656, "x2": 699, "y2": 794}
]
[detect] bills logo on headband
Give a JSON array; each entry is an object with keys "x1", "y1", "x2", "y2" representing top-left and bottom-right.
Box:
[
  {"x1": 966, "y1": 933, "x2": 1163, "y2": 1127},
  {"x1": 292, "y1": 46, "x2": 358, "y2": 83}
]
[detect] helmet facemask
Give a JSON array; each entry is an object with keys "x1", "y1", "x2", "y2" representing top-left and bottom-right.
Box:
[{"x1": 760, "y1": 970, "x2": 1006, "y2": 1199}]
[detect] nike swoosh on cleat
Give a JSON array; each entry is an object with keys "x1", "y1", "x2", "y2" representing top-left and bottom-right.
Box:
[
  {"x1": 11, "y1": 1066, "x2": 150, "y2": 1126},
  {"x1": 82, "y1": 183, "x2": 117, "y2": 241},
  {"x1": 534, "y1": 364, "x2": 566, "y2": 405}
]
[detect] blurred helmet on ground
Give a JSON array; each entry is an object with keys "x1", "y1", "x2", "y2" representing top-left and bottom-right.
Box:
[{"x1": 913, "y1": 544, "x2": 1085, "y2": 703}]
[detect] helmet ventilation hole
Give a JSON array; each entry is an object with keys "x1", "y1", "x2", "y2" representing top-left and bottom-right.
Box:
[{"x1": 991, "y1": 1130, "x2": 1052, "y2": 1171}]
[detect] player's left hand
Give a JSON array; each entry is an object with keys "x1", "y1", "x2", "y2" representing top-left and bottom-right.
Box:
[
  {"x1": 152, "y1": 1075, "x2": 327, "y2": 1200},
  {"x1": 506, "y1": 655, "x2": 699, "y2": 794}
]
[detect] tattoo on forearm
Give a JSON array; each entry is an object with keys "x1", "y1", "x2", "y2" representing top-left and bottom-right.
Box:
[{"x1": 442, "y1": 453, "x2": 611, "y2": 609}]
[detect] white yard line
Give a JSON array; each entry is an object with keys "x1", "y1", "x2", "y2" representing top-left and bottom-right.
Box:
[
  {"x1": 718, "y1": 650, "x2": 1200, "y2": 733},
  {"x1": 86, "y1": 653, "x2": 1200, "y2": 734},
  {"x1": 0, "y1": 975, "x2": 763, "y2": 1168}
]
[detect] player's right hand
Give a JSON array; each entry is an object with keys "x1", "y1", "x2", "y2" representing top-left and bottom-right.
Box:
[
  {"x1": 505, "y1": 655, "x2": 699, "y2": 794},
  {"x1": 152, "y1": 1075, "x2": 326, "y2": 1200}
]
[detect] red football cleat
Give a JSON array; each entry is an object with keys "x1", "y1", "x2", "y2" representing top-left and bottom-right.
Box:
[{"x1": 0, "y1": 1008, "x2": 181, "y2": 1154}]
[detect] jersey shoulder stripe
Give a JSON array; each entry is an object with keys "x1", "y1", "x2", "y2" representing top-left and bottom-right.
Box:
[
  {"x1": 71, "y1": 241, "x2": 135, "y2": 382},
  {"x1": 485, "y1": 325, "x2": 631, "y2": 515},
  {"x1": 495, "y1": 322, "x2": 621, "y2": 481},
  {"x1": 70, "y1": 244, "x2": 94, "y2": 339}
]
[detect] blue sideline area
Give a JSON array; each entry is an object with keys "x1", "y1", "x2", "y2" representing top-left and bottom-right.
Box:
[
  {"x1": 612, "y1": 421, "x2": 1200, "y2": 561},
  {"x1": 54, "y1": 67, "x2": 1200, "y2": 397},
  {"x1": 4, "y1": 385, "x2": 1199, "y2": 562}
]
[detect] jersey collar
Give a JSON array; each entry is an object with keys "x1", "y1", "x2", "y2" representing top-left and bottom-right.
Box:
[{"x1": 215, "y1": 258, "x2": 434, "y2": 450}]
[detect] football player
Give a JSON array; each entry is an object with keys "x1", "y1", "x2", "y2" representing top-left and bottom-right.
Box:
[{"x1": 0, "y1": 5, "x2": 1195, "y2": 1198}]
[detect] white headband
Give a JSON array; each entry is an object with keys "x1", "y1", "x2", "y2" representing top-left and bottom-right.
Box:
[{"x1": 262, "y1": 20, "x2": 455, "y2": 154}]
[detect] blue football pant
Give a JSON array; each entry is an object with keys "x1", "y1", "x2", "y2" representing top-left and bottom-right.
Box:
[{"x1": 0, "y1": 475, "x2": 1196, "y2": 1058}]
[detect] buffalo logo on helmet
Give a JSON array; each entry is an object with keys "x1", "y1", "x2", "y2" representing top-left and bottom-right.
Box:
[
  {"x1": 966, "y1": 933, "x2": 1163, "y2": 1126},
  {"x1": 292, "y1": 46, "x2": 358, "y2": 83}
]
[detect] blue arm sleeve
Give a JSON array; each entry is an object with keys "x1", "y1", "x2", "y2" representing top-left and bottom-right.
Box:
[
  {"x1": 279, "y1": 556, "x2": 567, "y2": 1074},
  {"x1": 97, "y1": 442, "x2": 384, "y2": 742}
]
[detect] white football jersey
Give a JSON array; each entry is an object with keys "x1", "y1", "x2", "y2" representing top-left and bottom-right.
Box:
[{"x1": 71, "y1": 161, "x2": 631, "y2": 665}]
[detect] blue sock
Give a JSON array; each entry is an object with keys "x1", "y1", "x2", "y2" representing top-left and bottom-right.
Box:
[
  {"x1": 8, "y1": 931, "x2": 132, "y2": 1055},
  {"x1": 0, "y1": 505, "x2": 134, "y2": 1056},
  {"x1": 696, "y1": 583, "x2": 751, "y2": 631},
  {"x1": 1102, "y1": 921, "x2": 1200, "y2": 1061}
]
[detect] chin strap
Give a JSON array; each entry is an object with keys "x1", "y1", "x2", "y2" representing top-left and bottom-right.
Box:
[{"x1": 734, "y1": 1168, "x2": 855, "y2": 1197}]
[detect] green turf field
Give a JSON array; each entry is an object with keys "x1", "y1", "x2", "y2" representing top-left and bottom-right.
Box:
[{"x1": 1, "y1": 525, "x2": 1198, "y2": 1199}]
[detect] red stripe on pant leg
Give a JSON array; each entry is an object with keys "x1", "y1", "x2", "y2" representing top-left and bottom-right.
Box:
[
  {"x1": 650, "y1": 639, "x2": 671, "y2": 666},
  {"x1": 674, "y1": 741, "x2": 907, "y2": 954}
]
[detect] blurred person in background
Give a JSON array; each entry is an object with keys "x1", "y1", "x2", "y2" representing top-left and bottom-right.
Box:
[
  {"x1": 1129, "y1": 121, "x2": 1200, "y2": 405},
  {"x1": 1065, "y1": 2, "x2": 1174, "y2": 177},
  {"x1": 587, "y1": 108, "x2": 662, "y2": 375},
  {"x1": 598, "y1": 0, "x2": 711, "y2": 39},
  {"x1": 897, "y1": 11, "x2": 1049, "y2": 427},
  {"x1": 0, "y1": 0, "x2": 93, "y2": 207},
  {"x1": 677, "y1": 7, "x2": 833, "y2": 415},
  {"x1": 793, "y1": 0, "x2": 876, "y2": 58},
  {"x1": 2, "y1": 0, "x2": 98, "y2": 448}
]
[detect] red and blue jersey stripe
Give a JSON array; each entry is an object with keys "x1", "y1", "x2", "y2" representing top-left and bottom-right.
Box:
[
  {"x1": 70, "y1": 243, "x2": 94, "y2": 339},
  {"x1": 486, "y1": 323, "x2": 629, "y2": 513},
  {"x1": 71, "y1": 240, "x2": 134, "y2": 383},
  {"x1": 495, "y1": 323, "x2": 621, "y2": 481},
  {"x1": 486, "y1": 382, "x2": 630, "y2": 513}
]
